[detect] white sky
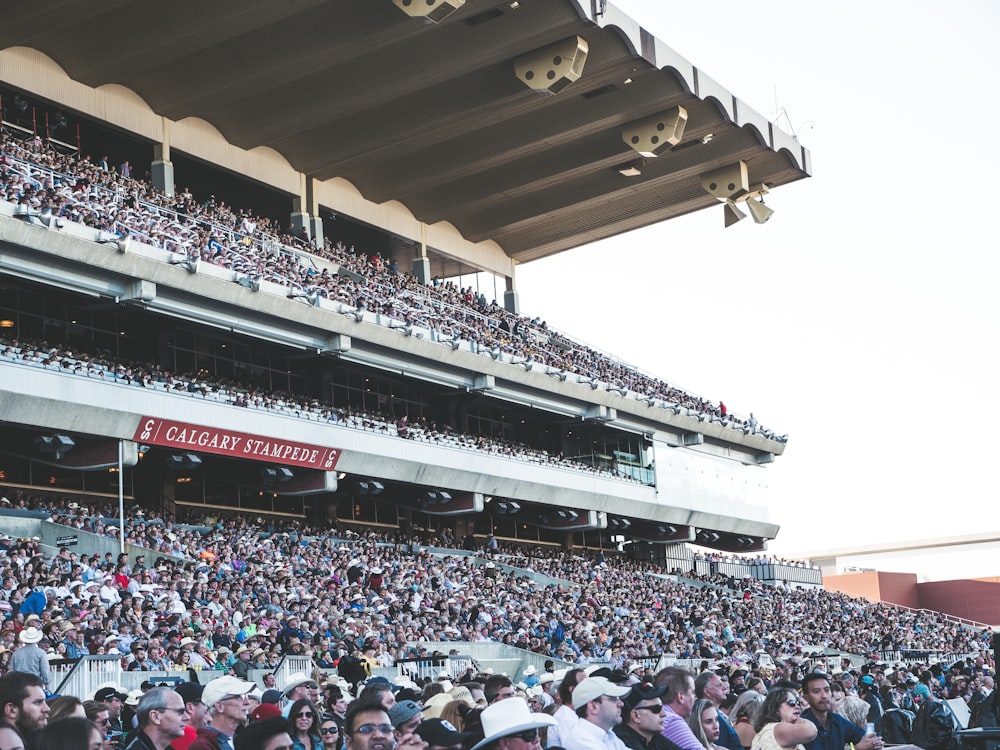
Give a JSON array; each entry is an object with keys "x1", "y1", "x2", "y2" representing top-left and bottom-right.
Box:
[{"x1": 513, "y1": 0, "x2": 1000, "y2": 580}]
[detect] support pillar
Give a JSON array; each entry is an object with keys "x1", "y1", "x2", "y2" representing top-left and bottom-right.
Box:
[
  {"x1": 412, "y1": 222, "x2": 431, "y2": 284},
  {"x1": 290, "y1": 175, "x2": 324, "y2": 249},
  {"x1": 504, "y1": 274, "x2": 520, "y2": 314},
  {"x1": 151, "y1": 133, "x2": 174, "y2": 197}
]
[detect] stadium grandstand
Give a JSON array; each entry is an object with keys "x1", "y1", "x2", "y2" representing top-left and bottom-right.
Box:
[
  {"x1": 0, "y1": 3, "x2": 995, "y2": 737},
  {"x1": 0, "y1": 0, "x2": 808, "y2": 565}
]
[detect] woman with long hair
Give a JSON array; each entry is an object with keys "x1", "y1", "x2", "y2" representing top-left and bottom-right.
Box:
[
  {"x1": 287, "y1": 699, "x2": 322, "y2": 750},
  {"x1": 688, "y1": 698, "x2": 724, "y2": 750},
  {"x1": 47, "y1": 695, "x2": 86, "y2": 722},
  {"x1": 751, "y1": 688, "x2": 817, "y2": 750},
  {"x1": 731, "y1": 690, "x2": 765, "y2": 750},
  {"x1": 319, "y1": 715, "x2": 343, "y2": 750}
]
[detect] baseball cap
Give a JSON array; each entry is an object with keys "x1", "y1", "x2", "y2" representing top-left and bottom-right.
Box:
[
  {"x1": 388, "y1": 700, "x2": 423, "y2": 729},
  {"x1": 260, "y1": 689, "x2": 282, "y2": 705},
  {"x1": 175, "y1": 682, "x2": 205, "y2": 705},
  {"x1": 572, "y1": 677, "x2": 632, "y2": 709},
  {"x1": 95, "y1": 686, "x2": 126, "y2": 702},
  {"x1": 202, "y1": 676, "x2": 255, "y2": 707},
  {"x1": 623, "y1": 682, "x2": 666, "y2": 711},
  {"x1": 416, "y1": 718, "x2": 473, "y2": 747}
]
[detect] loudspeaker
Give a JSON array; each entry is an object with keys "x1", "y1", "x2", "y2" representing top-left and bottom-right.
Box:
[
  {"x1": 621, "y1": 106, "x2": 689, "y2": 157},
  {"x1": 993, "y1": 633, "x2": 1000, "y2": 656},
  {"x1": 514, "y1": 36, "x2": 589, "y2": 95},
  {"x1": 392, "y1": 0, "x2": 464, "y2": 23},
  {"x1": 701, "y1": 161, "x2": 750, "y2": 201}
]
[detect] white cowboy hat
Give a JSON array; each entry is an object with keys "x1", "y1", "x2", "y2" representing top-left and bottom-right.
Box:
[
  {"x1": 471, "y1": 698, "x2": 555, "y2": 750},
  {"x1": 19, "y1": 627, "x2": 43, "y2": 644}
]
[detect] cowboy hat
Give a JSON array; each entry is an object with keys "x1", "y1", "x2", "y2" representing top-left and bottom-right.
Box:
[
  {"x1": 19, "y1": 627, "x2": 43, "y2": 644},
  {"x1": 471, "y1": 698, "x2": 555, "y2": 750}
]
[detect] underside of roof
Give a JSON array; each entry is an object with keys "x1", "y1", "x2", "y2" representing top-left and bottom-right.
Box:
[{"x1": 0, "y1": 0, "x2": 810, "y2": 266}]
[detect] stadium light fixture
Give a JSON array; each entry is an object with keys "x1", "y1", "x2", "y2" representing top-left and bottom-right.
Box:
[
  {"x1": 14, "y1": 204, "x2": 64, "y2": 229},
  {"x1": 607, "y1": 385, "x2": 627, "y2": 397},
  {"x1": 260, "y1": 467, "x2": 294, "y2": 485},
  {"x1": 392, "y1": 0, "x2": 464, "y2": 24},
  {"x1": 355, "y1": 480, "x2": 385, "y2": 496},
  {"x1": 165, "y1": 453, "x2": 202, "y2": 472},
  {"x1": 288, "y1": 289, "x2": 322, "y2": 306},
  {"x1": 342, "y1": 306, "x2": 366, "y2": 322},
  {"x1": 724, "y1": 200, "x2": 746, "y2": 227},
  {"x1": 439, "y1": 336, "x2": 461, "y2": 350},
  {"x1": 169, "y1": 254, "x2": 200, "y2": 273},
  {"x1": 746, "y1": 197, "x2": 774, "y2": 224},
  {"x1": 236, "y1": 274, "x2": 262, "y2": 292},
  {"x1": 389, "y1": 321, "x2": 414, "y2": 336},
  {"x1": 513, "y1": 36, "x2": 589, "y2": 96},
  {"x1": 97, "y1": 230, "x2": 130, "y2": 253},
  {"x1": 35, "y1": 434, "x2": 76, "y2": 460},
  {"x1": 621, "y1": 106, "x2": 688, "y2": 157}
]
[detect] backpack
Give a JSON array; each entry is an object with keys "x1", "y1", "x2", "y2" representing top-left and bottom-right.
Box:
[
  {"x1": 910, "y1": 700, "x2": 960, "y2": 750},
  {"x1": 877, "y1": 707, "x2": 915, "y2": 744}
]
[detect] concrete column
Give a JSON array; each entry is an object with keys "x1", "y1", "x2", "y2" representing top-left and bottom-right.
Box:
[
  {"x1": 151, "y1": 141, "x2": 174, "y2": 197},
  {"x1": 504, "y1": 274, "x2": 520, "y2": 314},
  {"x1": 412, "y1": 221, "x2": 431, "y2": 283},
  {"x1": 412, "y1": 256, "x2": 431, "y2": 284}
]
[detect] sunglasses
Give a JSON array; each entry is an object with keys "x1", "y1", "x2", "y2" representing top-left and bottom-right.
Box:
[
  {"x1": 354, "y1": 724, "x2": 393, "y2": 735},
  {"x1": 633, "y1": 704, "x2": 664, "y2": 713},
  {"x1": 510, "y1": 730, "x2": 539, "y2": 742},
  {"x1": 784, "y1": 698, "x2": 802, "y2": 708},
  {"x1": 296, "y1": 712, "x2": 315, "y2": 719},
  {"x1": 321, "y1": 728, "x2": 339, "y2": 735}
]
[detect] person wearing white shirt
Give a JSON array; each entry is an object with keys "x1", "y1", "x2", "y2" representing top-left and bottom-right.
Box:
[
  {"x1": 546, "y1": 668, "x2": 586, "y2": 748},
  {"x1": 567, "y1": 676, "x2": 633, "y2": 750}
]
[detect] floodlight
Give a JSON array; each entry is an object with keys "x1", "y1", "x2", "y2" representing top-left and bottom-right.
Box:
[
  {"x1": 35, "y1": 434, "x2": 76, "y2": 460},
  {"x1": 169, "y1": 255, "x2": 200, "y2": 273},
  {"x1": 746, "y1": 197, "x2": 774, "y2": 224},
  {"x1": 236, "y1": 274, "x2": 262, "y2": 292},
  {"x1": 724, "y1": 201, "x2": 746, "y2": 227}
]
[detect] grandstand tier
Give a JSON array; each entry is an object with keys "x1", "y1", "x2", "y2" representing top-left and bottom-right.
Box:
[{"x1": 0, "y1": 0, "x2": 802, "y2": 554}]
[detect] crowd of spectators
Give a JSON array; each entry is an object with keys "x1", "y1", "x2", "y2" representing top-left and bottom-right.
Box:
[
  {"x1": 0, "y1": 492, "x2": 992, "y2": 688},
  {"x1": 0, "y1": 336, "x2": 646, "y2": 485},
  {"x1": 0, "y1": 130, "x2": 784, "y2": 441}
]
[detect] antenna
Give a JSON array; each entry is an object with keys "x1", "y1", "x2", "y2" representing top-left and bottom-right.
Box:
[{"x1": 772, "y1": 87, "x2": 813, "y2": 142}]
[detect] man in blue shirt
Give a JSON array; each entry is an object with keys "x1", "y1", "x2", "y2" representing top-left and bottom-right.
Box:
[{"x1": 800, "y1": 672, "x2": 882, "y2": 750}]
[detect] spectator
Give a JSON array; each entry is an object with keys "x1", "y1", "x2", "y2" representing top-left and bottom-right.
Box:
[
  {"x1": 687, "y1": 700, "x2": 722, "y2": 750},
  {"x1": 319, "y1": 717, "x2": 342, "y2": 750},
  {"x1": 614, "y1": 683, "x2": 677, "y2": 750},
  {"x1": 0, "y1": 671, "x2": 50, "y2": 740},
  {"x1": 10, "y1": 629, "x2": 49, "y2": 690},
  {"x1": 470, "y1": 698, "x2": 554, "y2": 750},
  {"x1": 729, "y1": 692, "x2": 763, "y2": 750},
  {"x1": 126, "y1": 688, "x2": 188, "y2": 750},
  {"x1": 656, "y1": 668, "x2": 701, "y2": 750},
  {"x1": 234, "y1": 718, "x2": 292, "y2": 750},
  {"x1": 342, "y1": 701, "x2": 425, "y2": 750},
  {"x1": 46, "y1": 696, "x2": 85, "y2": 722},
  {"x1": 35, "y1": 716, "x2": 102, "y2": 750},
  {"x1": 286, "y1": 700, "x2": 321, "y2": 750},
  {"x1": 695, "y1": 673, "x2": 739, "y2": 750},
  {"x1": 189, "y1": 677, "x2": 255, "y2": 750},
  {"x1": 566, "y1": 676, "x2": 631, "y2": 750},
  {"x1": 799, "y1": 674, "x2": 878, "y2": 750},
  {"x1": 750, "y1": 688, "x2": 815, "y2": 750}
]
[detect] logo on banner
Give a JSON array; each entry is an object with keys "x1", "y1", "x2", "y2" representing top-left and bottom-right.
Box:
[{"x1": 134, "y1": 417, "x2": 340, "y2": 470}]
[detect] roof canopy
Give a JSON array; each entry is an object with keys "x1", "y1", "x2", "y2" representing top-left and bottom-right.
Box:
[{"x1": 0, "y1": 0, "x2": 810, "y2": 266}]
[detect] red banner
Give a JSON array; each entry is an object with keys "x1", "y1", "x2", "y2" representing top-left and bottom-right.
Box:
[{"x1": 133, "y1": 417, "x2": 340, "y2": 470}]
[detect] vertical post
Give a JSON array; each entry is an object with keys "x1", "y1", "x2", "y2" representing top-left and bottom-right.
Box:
[{"x1": 118, "y1": 439, "x2": 126, "y2": 555}]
